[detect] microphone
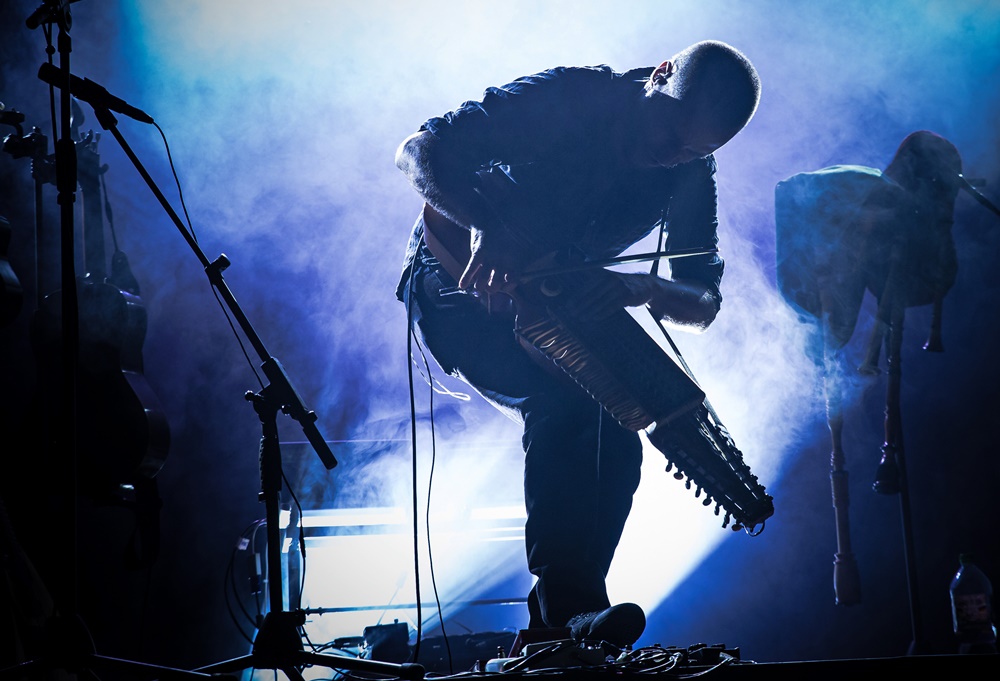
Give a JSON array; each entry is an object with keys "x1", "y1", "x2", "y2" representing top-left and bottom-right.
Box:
[
  {"x1": 37, "y1": 62, "x2": 154, "y2": 125},
  {"x1": 25, "y1": 0, "x2": 81, "y2": 30}
]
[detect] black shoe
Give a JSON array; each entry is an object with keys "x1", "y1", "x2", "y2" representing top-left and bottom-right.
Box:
[{"x1": 566, "y1": 603, "x2": 645, "y2": 647}]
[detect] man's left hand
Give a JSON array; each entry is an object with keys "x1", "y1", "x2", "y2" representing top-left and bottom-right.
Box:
[{"x1": 557, "y1": 271, "x2": 719, "y2": 330}]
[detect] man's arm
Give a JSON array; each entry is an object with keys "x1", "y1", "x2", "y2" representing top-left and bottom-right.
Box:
[
  {"x1": 640, "y1": 155, "x2": 724, "y2": 331},
  {"x1": 609, "y1": 273, "x2": 719, "y2": 330},
  {"x1": 578, "y1": 155, "x2": 721, "y2": 331},
  {"x1": 395, "y1": 130, "x2": 529, "y2": 293},
  {"x1": 558, "y1": 270, "x2": 717, "y2": 331}
]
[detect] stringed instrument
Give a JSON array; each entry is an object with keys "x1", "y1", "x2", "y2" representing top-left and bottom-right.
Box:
[
  {"x1": 0, "y1": 214, "x2": 23, "y2": 329},
  {"x1": 422, "y1": 203, "x2": 774, "y2": 532},
  {"x1": 0, "y1": 109, "x2": 26, "y2": 328},
  {"x1": 30, "y1": 129, "x2": 169, "y2": 493}
]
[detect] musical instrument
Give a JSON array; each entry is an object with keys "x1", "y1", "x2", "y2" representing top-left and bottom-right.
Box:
[
  {"x1": 0, "y1": 214, "x2": 23, "y2": 329},
  {"x1": 31, "y1": 128, "x2": 169, "y2": 491},
  {"x1": 1, "y1": 108, "x2": 27, "y2": 328},
  {"x1": 421, "y1": 204, "x2": 774, "y2": 532}
]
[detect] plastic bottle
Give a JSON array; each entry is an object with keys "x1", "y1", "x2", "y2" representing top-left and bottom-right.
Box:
[{"x1": 949, "y1": 553, "x2": 998, "y2": 654}]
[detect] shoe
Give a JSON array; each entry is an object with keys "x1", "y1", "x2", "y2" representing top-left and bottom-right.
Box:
[{"x1": 566, "y1": 602, "x2": 645, "y2": 647}]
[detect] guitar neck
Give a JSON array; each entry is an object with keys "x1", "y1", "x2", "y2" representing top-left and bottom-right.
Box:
[
  {"x1": 421, "y1": 203, "x2": 472, "y2": 284},
  {"x1": 77, "y1": 135, "x2": 107, "y2": 281}
]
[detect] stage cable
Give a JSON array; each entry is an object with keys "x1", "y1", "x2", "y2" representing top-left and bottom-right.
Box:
[
  {"x1": 152, "y1": 122, "x2": 198, "y2": 242},
  {"x1": 405, "y1": 267, "x2": 424, "y2": 663},
  {"x1": 413, "y1": 316, "x2": 454, "y2": 674},
  {"x1": 404, "y1": 248, "x2": 461, "y2": 672},
  {"x1": 224, "y1": 518, "x2": 267, "y2": 644},
  {"x1": 149, "y1": 122, "x2": 264, "y2": 387},
  {"x1": 281, "y1": 470, "x2": 307, "y2": 606}
]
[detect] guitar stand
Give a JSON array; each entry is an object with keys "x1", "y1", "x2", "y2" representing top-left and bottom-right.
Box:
[
  {"x1": 1, "y1": 4, "x2": 236, "y2": 681},
  {"x1": 193, "y1": 385, "x2": 424, "y2": 681}
]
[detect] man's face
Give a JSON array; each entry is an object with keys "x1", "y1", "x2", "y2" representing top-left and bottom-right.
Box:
[{"x1": 628, "y1": 61, "x2": 736, "y2": 169}]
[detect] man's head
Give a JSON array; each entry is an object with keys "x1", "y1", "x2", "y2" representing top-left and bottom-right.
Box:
[{"x1": 631, "y1": 40, "x2": 761, "y2": 168}]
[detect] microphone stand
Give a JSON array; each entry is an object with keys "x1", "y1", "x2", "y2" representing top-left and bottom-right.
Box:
[
  {"x1": 867, "y1": 175, "x2": 1000, "y2": 655},
  {"x1": 868, "y1": 238, "x2": 926, "y2": 656},
  {"x1": 77, "y1": 87, "x2": 424, "y2": 681}
]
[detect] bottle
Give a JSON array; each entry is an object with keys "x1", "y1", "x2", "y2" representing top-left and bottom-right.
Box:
[{"x1": 949, "y1": 553, "x2": 998, "y2": 654}]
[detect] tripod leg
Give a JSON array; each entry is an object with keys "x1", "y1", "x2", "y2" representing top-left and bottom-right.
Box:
[
  {"x1": 296, "y1": 651, "x2": 425, "y2": 681},
  {"x1": 87, "y1": 654, "x2": 238, "y2": 681},
  {"x1": 0, "y1": 495, "x2": 56, "y2": 671},
  {"x1": 195, "y1": 392, "x2": 426, "y2": 681}
]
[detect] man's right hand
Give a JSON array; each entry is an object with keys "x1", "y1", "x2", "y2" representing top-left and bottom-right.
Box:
[{"x1": 459, "y1": 225, "x2": 528, "y2": 294}]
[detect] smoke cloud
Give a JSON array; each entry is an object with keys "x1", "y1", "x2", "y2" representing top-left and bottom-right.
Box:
[{"x1": 1, "y1": 0, "x2": 998, "y2": 667}]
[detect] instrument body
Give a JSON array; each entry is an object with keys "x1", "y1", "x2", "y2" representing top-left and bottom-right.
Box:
[
  {"x1": 0, "y1": 214, "x2": 24, "y2": 328},
  {"x1": 421, "y1": 204, "x2": 774, "y2": 531},
  {"x1": 30, "y1": 130, "x2": 169, "y2": 492}
]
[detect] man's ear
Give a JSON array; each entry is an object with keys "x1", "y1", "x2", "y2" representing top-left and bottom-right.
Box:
[{"x1": 651, "y1": 59, "x2": 675, "y2": 85}]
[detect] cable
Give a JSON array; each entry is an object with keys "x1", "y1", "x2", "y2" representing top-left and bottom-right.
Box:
[
  {"x1": 146, "y1": 121, "x2": 263, "y2": 387},
  {"x1": 415, "y1": 328, "x2": 454, "y2": 674},
  {"x1": 281, "y1": 470, "x2": 308, "y2": 612},
  {"x1": 409, "y1": 352, "x2": 470, "y2": 402},
  {"x1": 152, "y1": 121, "x2": 198, "y2": 242},
  {"x1": 403, "y1": 241, "x2": 466, "y2": 672},
  {"x1": 224, "y1": 519, "x2": 267, "y2": 644},
  {"x1": 405, "y1": 262, "x2": 424, "y2": 663},
  {"x1": 672, "y1": 651, "x2": 737, "y2": 678}
]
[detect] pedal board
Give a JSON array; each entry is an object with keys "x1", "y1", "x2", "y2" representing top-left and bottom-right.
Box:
[{"x1": 485, "y1": 639, "x2": 617, "y2": 673}]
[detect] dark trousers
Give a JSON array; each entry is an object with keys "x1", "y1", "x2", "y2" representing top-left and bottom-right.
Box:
[{"x1": 403, "y1": 243, "x2": 642, "y2": 629}]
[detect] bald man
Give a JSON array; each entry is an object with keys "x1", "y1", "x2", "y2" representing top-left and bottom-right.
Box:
[{"x1": 395, "y1": 40, "x2": 761, "y2": 647}]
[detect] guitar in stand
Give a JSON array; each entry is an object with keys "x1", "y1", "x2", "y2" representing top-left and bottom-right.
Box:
[
  {"x1": 30, "y1": 126, "x2": 170, "y2": 545},
  {"x1": 1, "y1": 4, "x2": 235, "y2": 681},
  {"x1": 0, "y1": 214, "x2": 23, "y2": 330},
  {"x1": 0, "y1": 107, "x2": 27, "y2": 329}
]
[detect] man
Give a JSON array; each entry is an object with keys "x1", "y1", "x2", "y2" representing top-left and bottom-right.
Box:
[{"x1": 395, "y1": 40, "x2": 761, "y2": 647}]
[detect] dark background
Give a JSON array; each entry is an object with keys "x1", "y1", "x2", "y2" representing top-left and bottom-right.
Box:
[{"x1": 1, "y1": 0, "x2": 999, "y2": 675}]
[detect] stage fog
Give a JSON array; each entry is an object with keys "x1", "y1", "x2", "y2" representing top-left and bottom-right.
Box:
[{"x1": 1, "y1": 0, "x2": 998, "y2": 672}]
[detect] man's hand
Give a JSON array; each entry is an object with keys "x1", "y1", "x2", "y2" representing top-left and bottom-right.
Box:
[
  {"x1": 459, "y1": 225, "x2": 529, "y2": 294},
  {"x1": 561, "y1": 271, "x2": 660, "y2": 320},
  {"x1": 556, "y1": 271, "x2": 719, "y2": 330}
]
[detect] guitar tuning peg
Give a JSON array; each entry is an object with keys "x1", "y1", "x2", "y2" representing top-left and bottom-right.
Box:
[
  {"x1": 673, "y1": 470, "x2": 684, "y2": 480},
  {"x1": 664, "y1": 461, "x2": 673, "y2": 473},
  {"x1": 694, "y1": 485, "x2": 702, "y2": 498},
  {"x1": 731, "y1": 522, "x2": 743, "y2": 532},
  {"x1": 714, "y1": 502, "x2": 721, "y2": 516},
  {"x1": 684, "y1": 478, "x2": 692, "y2": 490},
  {"x1": 702, "y1": 496, "x2": 712, "y2": 507},
  {"x1": 722, "y1": 513, "x2": 731, "y2": 529}
]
